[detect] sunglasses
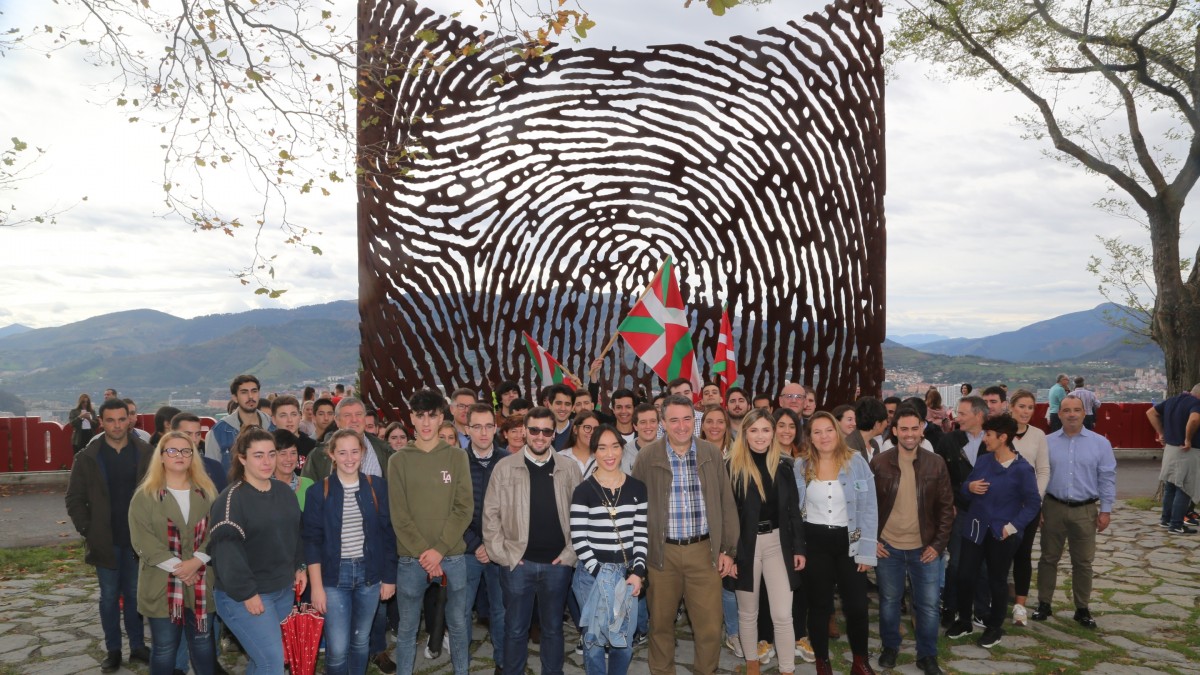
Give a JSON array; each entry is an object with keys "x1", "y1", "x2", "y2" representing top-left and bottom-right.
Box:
[{"x1": 526, "y1": 427, "x2": 555, "y2": 437}]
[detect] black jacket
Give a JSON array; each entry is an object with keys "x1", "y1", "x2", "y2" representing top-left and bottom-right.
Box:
[
  {"x1": 464, "y1": 447, "x2": 500, "y2": 554},
  {"x1": 935, "y1": 430, "x2": 990, "y2": 511},
  {"x1": 728, "y1": 455, "x2": 806, "y2": 592},
  {"x1": 64, "y1": 436, "x2": 154, "y2": 568}
]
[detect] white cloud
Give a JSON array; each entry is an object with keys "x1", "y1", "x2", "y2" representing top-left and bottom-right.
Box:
[{"x1": 1, "y1": 0, "x2": 1194, "y2": 343}]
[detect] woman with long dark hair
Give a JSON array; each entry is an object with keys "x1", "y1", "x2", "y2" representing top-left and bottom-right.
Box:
[
  {"x1": 728, "y1": 410, "x2": 806, "y2": 675},
  {"x1": 568, "y1": 424, "x2": 648, "y2": 675},
  {"x1": 130, "y1": 431, "x2": 218, "y2": 675},
  {"x1": 797, "y1": 413, "x2": 878, "y2": 675},
  {"x1": 207, "y1": 427, "x2": 306, "y2": 675},
  {"x1": 560, "y1": 411, "x2": 599, "y2": 478},
  {"x1": 69, "y1": 393, "x2": 97, "y2": 453}
]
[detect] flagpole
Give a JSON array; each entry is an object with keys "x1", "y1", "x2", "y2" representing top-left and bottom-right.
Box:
[{"x1": 596, "y1": 256, "x2": 668, "y2": 362}]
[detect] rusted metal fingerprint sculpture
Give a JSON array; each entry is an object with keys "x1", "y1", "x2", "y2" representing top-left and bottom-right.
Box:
[{"x1": 357, "y1": 0, "x2": 885, "y2": 414}]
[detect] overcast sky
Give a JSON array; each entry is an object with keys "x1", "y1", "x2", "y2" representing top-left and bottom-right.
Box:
[{"x1": 0, "y1": 0, "x2": 1188, "y2": 339}]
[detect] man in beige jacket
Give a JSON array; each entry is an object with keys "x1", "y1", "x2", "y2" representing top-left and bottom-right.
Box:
[
  {"x1": 483, "y1": 406, "x2": 582, "y2": 675},
  {"x1": 633, "y1": 394, "x2": 739, "y2": 675}
]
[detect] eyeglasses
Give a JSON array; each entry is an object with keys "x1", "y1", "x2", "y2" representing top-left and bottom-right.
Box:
[
  {"x1": 526, "y1": 427, "x2": 555, "y2": 437},
  {"x1": 781, "y1": 394, "x2": 804, "y2": 400},
  {"x1": 578, "y1": 425, "x2": 598, "y2": 433},
  {"x1": 468, "y1": 424, "x2": 497, "y2": 432},
  {"x1": 164, "y1": 448, "x2": 194, "y2": 458}
]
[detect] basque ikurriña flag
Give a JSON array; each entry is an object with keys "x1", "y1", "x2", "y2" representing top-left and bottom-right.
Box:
[
  {"x1": 711, "y1": 303, "x2": 737, "y2": 397},
  {"x1": 617, "y1": 256, "x2": 703, "y2": 396},
  {"x1": 522, "y1": 331, "x2": 576, "y2": 391}
]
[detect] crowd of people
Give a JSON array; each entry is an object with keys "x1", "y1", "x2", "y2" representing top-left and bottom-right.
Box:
[{"x1": 63, "y1": 371, "x2": 1128, "y2": 675}]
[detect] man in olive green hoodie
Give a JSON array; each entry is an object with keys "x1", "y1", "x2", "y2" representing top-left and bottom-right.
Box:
[{"x1": 388, "y1": 389, "x2": 473, "y2": 675}]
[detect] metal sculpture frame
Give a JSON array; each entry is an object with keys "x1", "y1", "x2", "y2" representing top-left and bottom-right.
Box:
[{"x1": 357, "y1": 0, "x2": 885, "y2": 414}]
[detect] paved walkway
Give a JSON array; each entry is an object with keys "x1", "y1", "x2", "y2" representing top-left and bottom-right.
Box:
[{"x1": 0, "y1": 500, "x2": 1195, "y2": 674}]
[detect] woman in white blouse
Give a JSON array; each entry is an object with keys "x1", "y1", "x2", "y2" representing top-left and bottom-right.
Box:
[{"x1": 795, "y1": 412, "x2": 879, "y2": 675}]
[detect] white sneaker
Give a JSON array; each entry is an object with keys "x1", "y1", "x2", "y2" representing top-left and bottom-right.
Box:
[
  {"x1": 757, "y1": 640, "x2": 775, "y2": 665},
  {"x1": 724, "y1": 634, "x2": 744, "y2": 659},
  {"x1": 795, "y1": 637, "x2": 816, "y2": 663},
  {"x1": 1012, "y1": 604, "x2": 1028, "y2": 627}
]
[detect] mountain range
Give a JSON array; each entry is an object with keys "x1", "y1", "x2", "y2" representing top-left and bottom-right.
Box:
[
  {"x1": 0, "y1": 300, "x2": 1163, "y2": 405},
  {"x1": 906, "y1": 303, "x2": 1161, "y2": 365}
]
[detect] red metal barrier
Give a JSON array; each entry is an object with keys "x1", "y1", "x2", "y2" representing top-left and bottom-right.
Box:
[{"x1": 0, "y1": 415, "x2": 220, "y2": 473}]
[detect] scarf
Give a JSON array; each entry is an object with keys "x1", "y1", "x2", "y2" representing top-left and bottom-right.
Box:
[{"x1": 163, "y1": 489, "x2": 209, "y2": 632}]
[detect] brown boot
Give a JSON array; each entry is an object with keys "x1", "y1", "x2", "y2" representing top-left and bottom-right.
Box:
[
  {"x1": 744, "y1": 660, "x2": 761, "y2": 675},
  {"x1": 828, "y1": 612, "x2": 841, "y2": 639},
  {"x1": 850, "y1": 654, "x2": 877, "y2": 675},
  {"x1": 815, "y1": 658, "x2": 834, "y2": 675}
]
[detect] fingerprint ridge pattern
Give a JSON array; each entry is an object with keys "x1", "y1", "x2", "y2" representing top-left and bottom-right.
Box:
[{"x1": 358, "y1": 0, "x2": 885, "y2": 414}]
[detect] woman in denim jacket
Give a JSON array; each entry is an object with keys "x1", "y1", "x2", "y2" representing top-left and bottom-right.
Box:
[
  {"x1": 302, "y1": 430, "x2": 398, "y2": 675},
  {"x1": 794, "y1": 412, "x2": 879, "y2": 675}
]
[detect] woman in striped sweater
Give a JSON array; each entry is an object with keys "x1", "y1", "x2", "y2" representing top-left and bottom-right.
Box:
[{"x1": 569, "y1": 424, "x2": 648, "y2": 675}]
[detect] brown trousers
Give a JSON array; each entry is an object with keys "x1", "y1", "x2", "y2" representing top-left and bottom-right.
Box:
[
  {"x1": 1037, "y1": 497, "x2": 1099, "y2": 609},
  {"x1": 646, "y1": 540, "x2": 724, "y2": 675}
]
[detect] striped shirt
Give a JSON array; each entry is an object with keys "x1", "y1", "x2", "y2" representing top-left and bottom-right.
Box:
[
  {"x1": 666, "y1": 442, "x2": 708, "y2": 539},
  {"x1": 340, "y1": 480, "x2": 365, "y2": 559},
  {"x1": 570, "y1": 476, "x2": 649, "y2": 577}
]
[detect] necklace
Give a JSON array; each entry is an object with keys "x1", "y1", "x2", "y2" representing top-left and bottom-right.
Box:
[{"x1": 590, "y1": 476, "x2": 629, "y2": 564}]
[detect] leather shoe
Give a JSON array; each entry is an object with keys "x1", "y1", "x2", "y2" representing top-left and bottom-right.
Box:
[
  {"x1": 814, "y1": 658, "x2": 834, "y2": 675},
  {"x1": 916, "y1": 656, "x2": 944, "y2": 675},
  {"x1": 1030, "y1": 601, "x2": 1053, "y2": 621},
  {"x1": 878, "y1": 647, "x2": 898, "y2": 669},
  {"x1": 129, "y1": 645, "x2": 151, "y2": 664},
  {"x1": 373, "y1": 651, "x2": 397, "y2": 674},
  {"x1": 850, "y1": 654, "x2": 877, "y2": 675},
  {"x1": 1074, "y1": 607, "x2": 1098, "y2": 629},
  {"x1": 100, "y1": 651, "x2": 121, "y2": 673}
]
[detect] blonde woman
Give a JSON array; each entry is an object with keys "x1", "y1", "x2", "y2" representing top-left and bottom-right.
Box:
[
  {"x1": 1006, "y1": 389, "x2": 1051, "y2": 626},
  {"x1": 727, "y1": 409, "x2": 806, "y2": 675},
  {"x1": 797, "y1": 412, "x2": 878, "y2": 675},
  {"x1": 129, "y1": 431, "x2": 218, "y2": 675}
]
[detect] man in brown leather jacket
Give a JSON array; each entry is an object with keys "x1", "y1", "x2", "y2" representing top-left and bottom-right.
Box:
[{"x1": 870, "y1": 406, "x2": 954, "y2": 675}]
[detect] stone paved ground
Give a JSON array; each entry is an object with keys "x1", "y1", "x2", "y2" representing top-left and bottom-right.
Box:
[{"x1": 0, "y1": 500, "x2": 1195, "y2": 675}]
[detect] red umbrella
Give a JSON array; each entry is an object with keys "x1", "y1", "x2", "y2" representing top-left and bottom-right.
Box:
[{"x1": 281, "y1": 585, "x2": 324, "y2": 675}]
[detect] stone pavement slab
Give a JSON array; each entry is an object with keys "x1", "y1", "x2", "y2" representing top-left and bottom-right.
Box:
[{"x1": 0, "y1": 500, "x2": 1195, "y2": 674}]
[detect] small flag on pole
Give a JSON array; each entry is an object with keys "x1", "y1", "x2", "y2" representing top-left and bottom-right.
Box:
[
  {"x1": 617, "y1": 256, "x2": 702, "y2": 396},
  {"x1": 522, "y1": 332, "x2": 576, "y2": 391},
  {"x1": 712, "y1": 303, "x2": 737, "y2": 397}
]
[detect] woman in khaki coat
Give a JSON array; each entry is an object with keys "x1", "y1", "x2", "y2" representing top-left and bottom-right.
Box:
[{"x1": 129, "y1": 431, "x2": 217, "y2": 675}]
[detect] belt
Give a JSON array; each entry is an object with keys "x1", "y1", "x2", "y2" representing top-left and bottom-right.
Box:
[
  {"x1": 804, "y1": 522, "x2": 848, "y2": 531},
  {"x1": 756, "y1": 521, "x2": 776, "y2": 534},
  {"x1": 1047, "y1": 494, "x2": 1098, "y2": 508},
  {"x1": 664, "y1": 533, "x2": 710, "y2": 546}
]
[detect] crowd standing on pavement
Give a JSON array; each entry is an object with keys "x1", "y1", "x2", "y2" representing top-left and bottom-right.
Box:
[{"x1": 62, "y1": 369, "x2": 1156, "y2": 675}]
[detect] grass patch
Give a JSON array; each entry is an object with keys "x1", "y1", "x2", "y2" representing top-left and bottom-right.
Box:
[
  {"x1": 1124, "y1": 496, "x2": 1159, "y2": 510},
  {"x1": 0, "y1": 542, "x2": 83, "y2": 579}
]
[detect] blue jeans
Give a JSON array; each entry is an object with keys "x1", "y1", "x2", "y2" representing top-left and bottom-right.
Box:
[
  {"x1": 369, "y1": 596, "x2": 394, "y2": 655},
  {"x1": 721, "y1": 588, "x2": 738, "y2": 638},
  {"x1": 465, "y1": 554, "x2": 505, "y2": 666},
  {"x1": 572, "y1": 565, "x2": 634, "y2": 675},
  {"x1": 877, "y1": 544, "x2": 942, "y2": 659},
  {"x1": 214, "y1": 586, "x2": 294, "y2": 675},
  {"x1": 96, "y1": 545, "x2": 144, "y2": 653},
  {"x1": 395, "y1": 555, "x2": 469, "y2": 675},
  {"x1": 149, "y1": 611, "x2": 213, "y2": 675},
  {"x1": 1163, "y1": 482, "x2": 1193, "y2": 527},
  {"x1": 324, "y1": 558, "x2": 381, "y2": 675},
  {"x1": 499, "y1": 560, "x2": 573, "y2": 675}
]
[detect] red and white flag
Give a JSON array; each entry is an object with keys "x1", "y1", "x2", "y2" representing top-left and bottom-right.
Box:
[{"x1": 711, "y1": 303, "x2": 737, "y2": 397}]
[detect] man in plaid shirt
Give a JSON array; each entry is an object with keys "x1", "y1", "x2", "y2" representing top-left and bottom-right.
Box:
[{"x1": 632, "y1": 395, "x2": 739, "y2": 675}]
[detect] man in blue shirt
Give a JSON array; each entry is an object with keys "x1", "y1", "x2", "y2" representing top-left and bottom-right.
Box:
[
  {"x1": 1032, "y1": 395, "x2": 1117, "y2": 629},
  {"x1": 1146, "y1": 385, "x2": 1200, "y2": 532}
]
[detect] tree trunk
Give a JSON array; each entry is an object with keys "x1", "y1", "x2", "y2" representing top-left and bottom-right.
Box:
[{"x1": 1148, "y1": 199, "x2": 1200, "y2": 394}]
